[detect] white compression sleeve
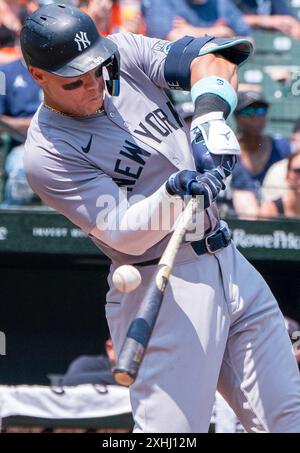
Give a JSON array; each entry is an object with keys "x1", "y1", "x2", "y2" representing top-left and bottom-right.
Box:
[{"x1": 89, "y1": 184, "x2": 184, "y2": 256}]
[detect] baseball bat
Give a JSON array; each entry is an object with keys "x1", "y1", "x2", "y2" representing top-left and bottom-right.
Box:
[{"x1": 113, "y1": 197, "x2": 200, "y2": 386}]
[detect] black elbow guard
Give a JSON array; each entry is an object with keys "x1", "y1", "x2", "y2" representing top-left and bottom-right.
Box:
[{"x1": 164, "y1": 35, "x2": 253, "y2": 91}]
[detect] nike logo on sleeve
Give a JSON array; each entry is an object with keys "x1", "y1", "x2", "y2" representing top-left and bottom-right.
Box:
[{"x1": 81, "y1": 135, "x2": 93, "y2": 154}]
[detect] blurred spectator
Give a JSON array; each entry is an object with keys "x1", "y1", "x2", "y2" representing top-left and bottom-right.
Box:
[
  {"x1": 142, "y1": 0, "x2": 251, "y2": 41},
  {"x1": 84, "y1": 0, "x2": 144, "y2": 36},
  {"x1": 62, "y1": 338, "x2": 118, "y2": 386},
  {"x1": 0, "y1": 1, "x2": 23, "y2": 64},
  {"x1": 261, "y1": 118, "x2": 300, "y2": 202},
  {"x1": 259, "y1": 151, "x2": 300, "y2": 219},
  {"x1": 230, "y1": 90, "x2": 291, "y2": 218},
  {"x1": 0, "y1": 56, "x2": 41, "y2": 140},
  {"x1": 2, "y1": 144, "x2": 36, "y2": 205},
  {"x1": 120, "y1": 0, "x2": 145, "y2": 34},
  {"x1": 0, "y1": 1, "x2": 23, "y2": 33},
  {"x1": 0, "y1": 1, "x2": 44, "y2": 64},
  {"x1": 0, "y1": 26, "x2": 20, "y2": 65},
  {"x1": 0, "y1": 48, "x2": 42, "y2": 205},
  {"x1": 291, "y1": 118, "x2": 300, "y2": 154},
  {"x1": 232, "y1": 0, "x2": 300, "y2": 38},
  {"x1": 83, "y1": 0, "x2": 120, "y2": 35}
]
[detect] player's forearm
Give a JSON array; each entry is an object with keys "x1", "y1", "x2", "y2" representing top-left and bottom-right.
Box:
[
  {"x1": 242, "y1": 15, "x2": 269, "y2": 28},
  {"x1": 205, "y1": 25, "x2": 235, "y2": 37},
  {"x1": 91, "y1": 185, "x2": 184, "y2": 256},
  {"x1": 189, "y1": 25, "x2": 235, "y2": 38},
  {"x1": 189, "y1": 53, "x2": 240, "y2": 176},
  {"x1": 0, "y1": 115, "x2": 32, "y2": 135},
  {"x1": 190, "y1": 53, "x2": 238, "y2": 90},
  {"x1": 232, "y1": 190, "x2": 259, "y2": 219},
  {"x1": 166, "y1": 24, "x2": 234, "y2": 41}
]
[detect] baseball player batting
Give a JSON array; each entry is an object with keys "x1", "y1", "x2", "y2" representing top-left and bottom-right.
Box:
[{"x1": 21, "y1": 4, "x2": 300, "y2": 432}]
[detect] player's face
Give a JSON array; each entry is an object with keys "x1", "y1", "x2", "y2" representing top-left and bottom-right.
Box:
[
  {"x1": 30, "y1": 65, "x2": 106, "y2": 117},
  {"x1": 291, "y1": 131, "x2": 300, "y2": 153},
  {"x1": 287, "y1": 153, "x2": 300, "y2": 194},
  {"x1": 235, "y1": 103, "x2": 268, "y2": 135}
]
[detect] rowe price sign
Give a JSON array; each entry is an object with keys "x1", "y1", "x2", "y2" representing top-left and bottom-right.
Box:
[
  {"x1": 233, "y1": 229, "x2": 300, "y2": 250},
  {"x1": 229, "y1": 219, "x2": 300, "y2": 261},
  {"x1": 0, "y1": 210, "x2": 299, "y2": 261}
]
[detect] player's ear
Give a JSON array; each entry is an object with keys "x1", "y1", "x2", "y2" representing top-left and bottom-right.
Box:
[{"x1": 29, "y1": 66, "x2": 47, "y2": 86}]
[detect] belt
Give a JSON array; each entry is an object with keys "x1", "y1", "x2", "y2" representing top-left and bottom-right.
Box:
[{"x1": 134, "y1": 222, "x2": 232, "y2": 267}]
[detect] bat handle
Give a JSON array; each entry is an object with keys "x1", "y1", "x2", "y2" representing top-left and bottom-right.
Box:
[{"x1": 113, "y1": 336, "x2": 146, "y2": 386}]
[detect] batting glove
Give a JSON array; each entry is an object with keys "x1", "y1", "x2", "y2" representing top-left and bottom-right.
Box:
[
  {"x1": 192, "y1": 137, "x2": 237, "y2": 177},
  {"x1": 166, "y1": 169, "x2": 226, "y2": 208},
  {"x1": 191, "y1": 112, "x2": 240, "y2": 156}
]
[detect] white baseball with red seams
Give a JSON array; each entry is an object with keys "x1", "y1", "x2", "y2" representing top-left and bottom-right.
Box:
[{"x1": 112, "y1": 265, "x2": 142, "y2": 293}]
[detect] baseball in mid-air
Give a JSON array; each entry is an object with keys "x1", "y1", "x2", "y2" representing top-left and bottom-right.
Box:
[{"x1": 112, "y1": 265, "x2": 142, "y2": 293}]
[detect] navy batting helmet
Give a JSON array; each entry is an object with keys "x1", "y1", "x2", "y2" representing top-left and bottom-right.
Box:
[{"x1": 20, "y1": 3, "x2": 120, "y2": 96}]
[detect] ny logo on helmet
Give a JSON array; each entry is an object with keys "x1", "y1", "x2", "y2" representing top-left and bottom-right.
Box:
[{"x1": 74, "y1": 32, "x2": 91, "y2": 52}]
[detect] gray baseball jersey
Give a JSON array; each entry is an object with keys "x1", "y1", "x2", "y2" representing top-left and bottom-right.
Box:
[
  {"x1": 24, "y1": 32, "x2": 218, "y2": 265},
  {"x1": 24, "y1": 32, "x2": 300, "y2": 433}
]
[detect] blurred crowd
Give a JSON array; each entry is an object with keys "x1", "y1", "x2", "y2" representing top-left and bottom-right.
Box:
[{"x1": 0, "y1": 0, "x2": 300, "y2": 220}]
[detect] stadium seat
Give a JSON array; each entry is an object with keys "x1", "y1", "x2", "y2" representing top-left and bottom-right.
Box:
[
  {"x1": 287, "y1": 0, "x2": 300, "y2": 20},
  {"x1": 252, "y1": 30, "x2": 300, "y2": 66}
]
